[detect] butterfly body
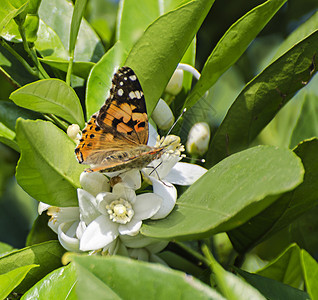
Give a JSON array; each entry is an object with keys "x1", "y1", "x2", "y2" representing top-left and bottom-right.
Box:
[{"x1": 75, "y1": 66, "x2": 164, "y2": 173}]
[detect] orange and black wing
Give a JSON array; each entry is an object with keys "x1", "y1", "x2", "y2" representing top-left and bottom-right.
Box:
[
  {"x1": 97, "y1": 66, "x2": 148, "y2": 145},
  {"x1": 75, "y1": 67, "x2": 149, "y2": 167}
]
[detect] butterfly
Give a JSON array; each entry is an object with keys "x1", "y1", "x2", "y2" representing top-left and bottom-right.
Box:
[{"x1": 75, "y1": 66, "x2": 165, "y2": 173}]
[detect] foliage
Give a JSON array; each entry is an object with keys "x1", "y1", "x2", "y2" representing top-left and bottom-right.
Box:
[{"x1": 0, "y1": 0, "x2": 318, "y2": 298}]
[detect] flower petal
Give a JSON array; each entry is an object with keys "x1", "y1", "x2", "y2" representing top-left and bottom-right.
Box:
[
  {"x1": 149, "y1": 177, "x2": 177, "y2": 219},
  {"x1": 77, "y1": 189, "x2": 100, "y2": 224},
  {"x1": 112, "y1": 183, "x2": 136, "y2": 204},
  {"x1": 80, "y1": 172, "x2": 110, "y2": 196},
  {"x1": 58, "y1": 222, "x2": 80, "y2": 252},
  {"x1": 96, "y1": 192, "x2": 118, "y2": 214},
  {"x1": 164, "y1": 162, "x2": 207, "y2": 185},
  {"x1": 119, "y1": 169, "x2": 141, "y2": 190},
  {"x1": 133, "y1": 193, "x2": 161, "y2": 220},
  {"x1": 145, "y1": 154, "x2": 181, "y2": 179},
  {"x1": 148, "y1": 123, "x2": 159, "y2": 147},
  {"x1": 38, "y1": 202, "x2": 50, "y2": 215},
  {"x1": 118, "y1": 219, "x2": 142, "y2": 236},
  {"x1": 80, "y1": 215, "x2": 118, "y2": 251}
]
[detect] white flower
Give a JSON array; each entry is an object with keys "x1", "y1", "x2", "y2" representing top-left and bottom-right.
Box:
[
  {"x1": 79, "y1": 182, "x2": 162, "y2": 251},
  {"x1": 143, "y1": 126, "x2": 208, "y2": 219},
  {"x1": 42, "y1": 204, "x2": 83, "y2": 252},
  {"x1": 151, "y1": 99, "x2": 175, "y2": 130},
  {"x1": 186, "y1": 122, "x2": 211, "y2": 156},
  {"x1": 165, "y1": 68, "x2": 184, "y2": 95}
]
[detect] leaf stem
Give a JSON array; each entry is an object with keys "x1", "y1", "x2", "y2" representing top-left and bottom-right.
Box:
[
  {"x1": 66, "y1": 51, "x2": 74, "y2": 86},
  {"x1": 173, "y1": 241, "x2": 210, "y2": 267},
  {"x1": 16, "y1": 18, "x2": 50, "y2": 79},
  {"x1": 0, "y1": 38, "x2": 38, "y2": 78},
  {"x1": 44, "y1": 114, "x2": 69, "y2": 131}
]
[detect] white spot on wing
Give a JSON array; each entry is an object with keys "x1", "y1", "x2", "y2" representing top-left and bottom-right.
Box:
[
  {"x1": 120, "y1": 82, "x2": 124, "y2": 86},
  {"x1": 124, "y1": 77, "x2": 127, "y2": 80},
  {"x1": 135, "y1": 90, "x2": 141, "y2": 99},
  {"x1": 118, "y1": 89, "x2": 124, "y2": 96},
  {"x1": 129, "y1": 75, "x2": 137, "y2": 81},
  {"x1": 129, "y1": 91, "x2": 136, "y2": 99}
]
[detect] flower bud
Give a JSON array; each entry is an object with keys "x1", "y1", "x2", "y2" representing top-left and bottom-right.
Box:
[
  {"x1": 67, "y1": 124, "x2": 81, "y2": 143},
  {"x1": 186, "y1": 122, "x2": 210, "y2": 156},
  {"x1": 151, "y1": 99, "x2": 175, "y2": 130},
  {"x1": 165, "y1": 69, "x2": 184, "y2": 95}
]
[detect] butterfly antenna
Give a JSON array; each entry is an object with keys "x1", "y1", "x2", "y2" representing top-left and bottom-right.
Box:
[
  {"x1": 181, "y1": 155, "x2": 205, "y2": 163},
  {"x1": 166, "y1": 108, "x2": 187, "y2": 137}
]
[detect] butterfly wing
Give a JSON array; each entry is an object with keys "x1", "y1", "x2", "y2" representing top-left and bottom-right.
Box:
[
  {"x1": 75, "y1": 67, "x2": 149, "y2": 170},
  {"x1": 97, "y1": 66, "x2": 148, "y2": 145}
]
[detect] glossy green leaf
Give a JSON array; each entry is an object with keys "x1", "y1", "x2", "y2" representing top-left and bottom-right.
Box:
[
  {"x1": 289, "y1": 205, "x2": 318, "y2": 257},
  {"x1": 203, "y1": 248, "x2": 265, "y2": 300},
  {"x1": 21, "y1": 264, "x2": 77, "y2": 300},
  {"x1": 0, "y1": 101, "x2": 41, "y2": 151},
  {"x1": 290, "y1": 90, "x2": 318, "y2": 148},
  {"x1": 0, "y1": 0, "x2": 29, "y2": 36},
  {"x1": 0, "y1": 44, "x2": 37, "y2": 86},
  {"x1": 16, "y1": 119, "x2": 85, "y2": 206},
  {"x1": 256, "y1": 244, "x2": 303, "y2": 289},
  {"x1": 40, "y1": 58, "x2": 94, "y2": 79},
  {"x1": 10, "y1": 79, "x2": 85, "y2": 127},
  {"x1": 0, "y1": 242, "x2": 14, "y2": 257},
  {"x1": 301, "y1": 249, "x2": 318, "y2": 300},
  {"x1": 228, "y1": 139, "x2": 318, "y2": 253},
  {"x1": 235, "y1": 268, "x2": 309, "y2": 300},
  {"x1": 0, "y1": 101, "x2": 42, "y2": 132},
  {"x1": 207, "y1": 30, "x2": 318, "y2": 167},
  {"x1": 142, "y1": 146, "x2": 303, "y2": 239},
  {"x1": 38, "y1": 0, "x2": 104, "y2": 62},
  {"x1": 35, "y1": 19, "x2": 69, "y2": 60},
  {"x1": 26, "y1": 213, "x2": 57, "y2": 246},
  {"x1": 272, "y1": 10, "x2": 318, "y2": 61},
  {"x1": 184, "y1": 0, "x2": 287, "y2": 110},
  {"x1": 0, "y1": 264, "x2": 38, "y2": 300},
  {"x1": 86, "y1": 41, "x2": 129, "y2": 118},
  {"x1": 69, "y1": 0, "x2": 88, "y2": 54},
  {"x1": 0, "y1": 241, "x2": 65, "y2": 293},
  {"x1": 72, "y1": 255, "x2": 223, "y2": 299},
  {"x1": 125, "y1": 0, "x2": 215, "y2": 115}
]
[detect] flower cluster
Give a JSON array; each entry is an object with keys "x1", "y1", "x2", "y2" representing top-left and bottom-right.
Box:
[{"x1": 40, "y1": 65, "x2": 207, "y2": 261}]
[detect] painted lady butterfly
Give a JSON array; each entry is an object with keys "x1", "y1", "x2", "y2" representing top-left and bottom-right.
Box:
[{"x1": 75, "y1": 66, "x2": 165, "y2": 173}]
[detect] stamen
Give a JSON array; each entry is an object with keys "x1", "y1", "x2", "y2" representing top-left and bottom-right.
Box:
[{"x1": 106, "y1": 198, "x2": 134, "y2": 224}]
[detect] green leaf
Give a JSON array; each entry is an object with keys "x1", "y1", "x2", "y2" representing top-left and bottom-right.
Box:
[
  {"x1": 16, "y1": 119, "x2": 85, "y2": 206},
  {"x1": 142, "y1": 146, "x2": 304, "y2": 239},
  {"x1": 10, "y1": 79, "x2": 85, "y2": 127},
  {"x1": 255, "y1": 244, "x2": 303, "y2": 289},
  {"x1": 21, "y1": 264, "x2": 77, "y2": 300},
  {"x1": 35, "y1": 19, "x2": 69, "y2": 60},
  {"x1": 40, "y1": 58, "x2": 94, "y2": 79},
  {"x1": 26, "y1": 213, "x2": 58, "y2": 246},
  {"x1": 0, "y1": 241, "x2": 65, "y2": 293},
  {"x1": 0, "y1": 242, "x2": 14, "y2": 257},
  {"x1": 125, "y1": 0, "x2": 215, "y2": 115},
  {"x1": 0, "y1": 0, "x2": 29, "y2": 36},
  {"x1": 203, "y1": 247, "x2": 265, "y2": 300},
  {"x1": 272, "y1": 10, "x2": 318, "y2": 61},
  {"x1": 184, "y1": 0, "x2": 287, "y2": 110},
  {"x1": 38, "y1": 0, "x2": 104, "y2": 62},
  {"x1": 86, "y1": 41, "x2": 129, "y2": 118},
  {"x1": 69, "y1": 0, "x2": 88, "y2": 55},
  {"x1": 301, "y1": 249, "x2": 318, "y2": 300},
  {"x1": 228, "y1": 139, "x2": 318, "y2": 253},
  {"x1": 0, "y1": 101, "x2": 42, "y2": 132},
  {"x1": 289, "y1": 89, "x2": 318, "y2": 148},
  {"x1": 72, "y1": 255, "x2": 223, "y2": 300},
  {"x1": 0, "y1": 264, "x2": 38, "y2": 300},
  {"x1": 207, "y1": 30, "x2": 318, "y2": 167},
  {"x1": 235, "y1": 268, "x2": 309, "y2": 300}
]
